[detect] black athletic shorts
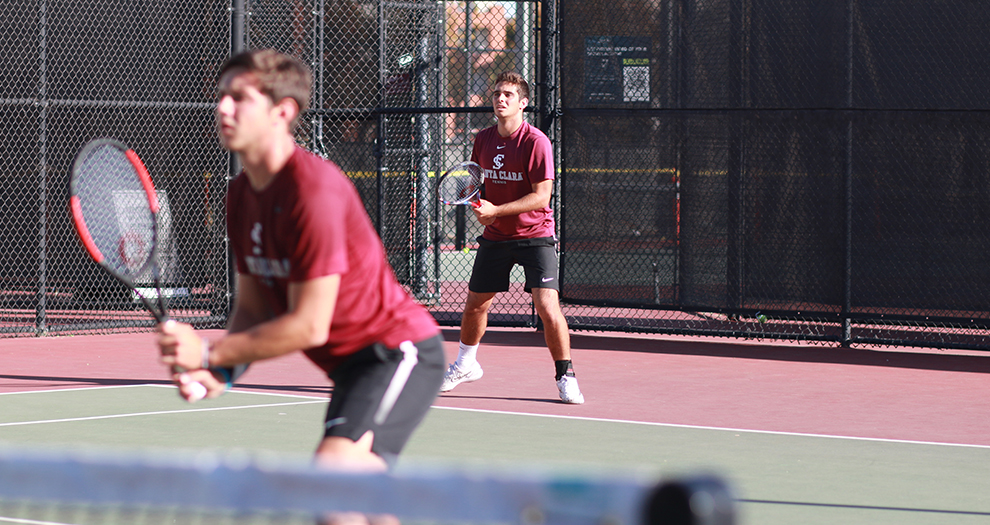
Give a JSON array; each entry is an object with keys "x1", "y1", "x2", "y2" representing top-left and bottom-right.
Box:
[
  {"x1": 324, "y1": 334, "x2": 444, "y2": 467},
  {"x1": 468, "y1": 236, "x2": 560, "y2": 293}
]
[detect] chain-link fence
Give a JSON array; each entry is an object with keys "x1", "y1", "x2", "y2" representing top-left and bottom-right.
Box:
[
  {"x1": 560, "y1": 0, "x2": 990, "y2": 349},
  {"x1": 5, "y1": 0, "x2": 990, "y2": 352},
  {"x1": 244, "y1": 0, "x2": 545, "y2": 327},
  {"x1": 2, "y1": 0, "x2": 231, "y2": 335},
  {"x1": 432, "y1": 1, "x2": 544, "y2": 326},
  {"x1": 254, "y1": 0, "x2": 542, "y2": 325},
  {"x1": 0, "y1": 0, "x2": 543, "y2": 336}
]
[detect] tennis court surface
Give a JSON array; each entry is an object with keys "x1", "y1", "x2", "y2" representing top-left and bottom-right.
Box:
[{"x1": 2, "y1": 327, "x2": 990, "y2": 524}]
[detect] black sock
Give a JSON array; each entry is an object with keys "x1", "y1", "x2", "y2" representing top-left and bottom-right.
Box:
[{"x1": 554, "y1": 360, "x2": 575, "y2": 381}]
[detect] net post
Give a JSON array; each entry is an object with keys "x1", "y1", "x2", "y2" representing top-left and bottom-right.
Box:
[{"x1": 643, "y1": 475, "x2": 737, "y2": 525}]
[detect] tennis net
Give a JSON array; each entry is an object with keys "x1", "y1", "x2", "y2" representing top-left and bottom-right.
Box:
[{"x1": 0, "y1": 445, "x2": 735, "y2": 525}]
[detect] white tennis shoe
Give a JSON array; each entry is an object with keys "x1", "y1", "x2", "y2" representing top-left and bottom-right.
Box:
[
  {"x1": 440, "y1": 361, "x2": 484, "y2": 392},
  {"x1": 556, "y1": 375, "x2": 585, "y2": 404}
]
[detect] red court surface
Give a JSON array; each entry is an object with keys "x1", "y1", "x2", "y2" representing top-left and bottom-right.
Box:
[{"x1": 3, "y1": 326, "x2": 990, "y2": 448}]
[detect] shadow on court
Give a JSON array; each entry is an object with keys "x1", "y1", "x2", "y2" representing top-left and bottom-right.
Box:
[
  {"x1": 441, "y1": 327, "x2": 990, "y2": 375},
  {"x1": 438, "y1": 393, "x2": 564, "y2": 405}
]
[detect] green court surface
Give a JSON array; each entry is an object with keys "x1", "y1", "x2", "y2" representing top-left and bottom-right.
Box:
[{"x1": 2, "y1": 384, "x2": 989, "y2": 524}]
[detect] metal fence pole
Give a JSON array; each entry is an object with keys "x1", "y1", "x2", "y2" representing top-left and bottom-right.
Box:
[
  {"x1": 414, "y1": 35, "x2": 431, "y2": 297},
  {"x1": 537, "y1": 0, "x2": 557, "y2": 329},
  {"x1": 537, "y1": 0, "x2": 556, "y2": 136},
  {"x1": 841, "y1": 0, "x2": 856, "y2": 346},
  {"x1": 375, "y1": 0, "x2": 386, "y2": 235},
  {"x1": 35, "y1": 0, "x2": 49, "y2": 336},
  {"x1": 312, "y1": 0, "x2": 326, "y2": 155},
  {"x1": 725, "y1": 0, "x2": 745, "y2": 313},
  {"x1": 227, "y1": 0, "x2": 247, "y2": 313}
]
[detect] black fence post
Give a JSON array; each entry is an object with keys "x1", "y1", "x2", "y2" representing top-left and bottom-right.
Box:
[
  {"x1": 535, "y1": 0, "x2": 558, "y2": 330},
  {"x1": 414, "y1": 35, "x2": 431, "y2": 298},
  {"x1": 35, "y1": 0, "x2": 49, "y2": 336},
  {"x1": 226, "y1": 0, "x2": 247, "y2": 317},
  {"x1": 841, "y1": 0, "x2": 856, "y2": 346},
  {"x1": 537, "y1": 0, "x2": 556, "y2": 136},
  {"x1": 375, "y1": 0, "x2": 386, "y2": 236},
  {"x1": 725, "y1": 0, "x2": 746, "y2": 313},
  {"x1": 311, "y1": 0, "x2": 326, "y2": 155},
  {"x1": 232, "y1": 0, "x2": 245, "y2": 54}
]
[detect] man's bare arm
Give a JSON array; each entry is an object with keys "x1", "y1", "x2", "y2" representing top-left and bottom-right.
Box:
[
  {"x1": 473, "y1": 178, "x2": 553, "y2": 225},
  {"x1": 208, "y1": 273, "x2": 340, "y2": 366},
  {"x1": 161, "y1": 273, "x2": 340, "y2": 371}
]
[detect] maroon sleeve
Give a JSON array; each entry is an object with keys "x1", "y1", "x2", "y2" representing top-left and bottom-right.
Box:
[
  {"x1": 526, "y1": 131, "x2": 555, "y2": 184},
  {"x1": 288, "y1": 161, "x2": 350, "y2": 281}
]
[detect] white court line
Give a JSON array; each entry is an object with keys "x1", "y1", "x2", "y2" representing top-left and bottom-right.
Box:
[
  {"x1": 0, "y1": 517, "x2": 69, "y2": 525},
  {"x1": 0, "y1": 383, "x2": 326, "y2": 400},
  {"x1": 7, "y1": 385, "x2": 989, "y2": 450},
  {"x1": 0, "y1": 384, "x2": 150, "y2": 396},
  {"x1": 431, "y1": 405, "x2": 990, "y2": 450},
  {"x1": 0, "y1": 400, "x2": 325, "y2": 428},
  {"x1": 0, "y1": 384, "x2": 327, "y2": 428}
]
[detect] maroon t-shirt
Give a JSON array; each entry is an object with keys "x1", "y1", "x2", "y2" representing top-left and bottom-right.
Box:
[
  {"x1": 227, "y1": 147, "x2": 439, "y2": 373},
  {"x1": 470, "y1": 121, "x2": 556, "y2": 241}
]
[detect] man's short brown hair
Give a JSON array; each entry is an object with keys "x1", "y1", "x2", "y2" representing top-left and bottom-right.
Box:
[
  {"x1": 494, "y1": 71, "x2": 530, "y2": 101},
  {"x1": 219, "y1": 49, "x2": 312, "y2": 126}
]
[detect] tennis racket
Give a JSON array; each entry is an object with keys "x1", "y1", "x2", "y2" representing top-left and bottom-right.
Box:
[
  {"x1": 437, "y1": 161, "x2": 484, "y2": 207},
  {"x1": 68, "y1": 138, "x2": 207, "y2": 401}
]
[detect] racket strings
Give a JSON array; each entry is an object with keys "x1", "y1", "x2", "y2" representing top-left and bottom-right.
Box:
[
  {"x1": 74, "y1": 144, "x2": 157, "y2": 280},
  {"x1": 444, "y1": 176, "x2": 480, "y2": 202},
  {"x1": 438, "y1": 163, "x2": 484, "y2": 205}
]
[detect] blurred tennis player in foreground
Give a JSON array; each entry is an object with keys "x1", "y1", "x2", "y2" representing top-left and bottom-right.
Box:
[
  {"x1": 158, "y1": 49, "x2": 443, "y2": 506},
  {"x1": 441, "y1": 71, "x2": 584, "y2": 404}
]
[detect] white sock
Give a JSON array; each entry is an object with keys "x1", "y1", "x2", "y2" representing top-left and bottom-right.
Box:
[{"x1": 455, "y1": 341, "x2": 479, "y2": 368}]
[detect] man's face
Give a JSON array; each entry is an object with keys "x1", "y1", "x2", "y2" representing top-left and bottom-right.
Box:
[
  {"x1": 491, "y1": 81, "x2": 527, "y2": 120},
  {"x1": 215, "y1": 70, "x2": 278, "y2": 153}
]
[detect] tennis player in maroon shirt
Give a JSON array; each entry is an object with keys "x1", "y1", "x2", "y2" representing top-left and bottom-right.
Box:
[
  {"x1": 441, "y1": 72, "x2": 584, "y2": 404},
  {"x1": 158, "y1": 50, "x2": 444, "y2": 481}
]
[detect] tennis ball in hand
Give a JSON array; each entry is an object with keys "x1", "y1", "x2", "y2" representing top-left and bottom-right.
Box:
[
  {"x1": 179, "y1": 373, "x2": 207, "y2": 402},
  {"x1": 187, "y1": 381, "x2": 207, "y2": 402}
]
